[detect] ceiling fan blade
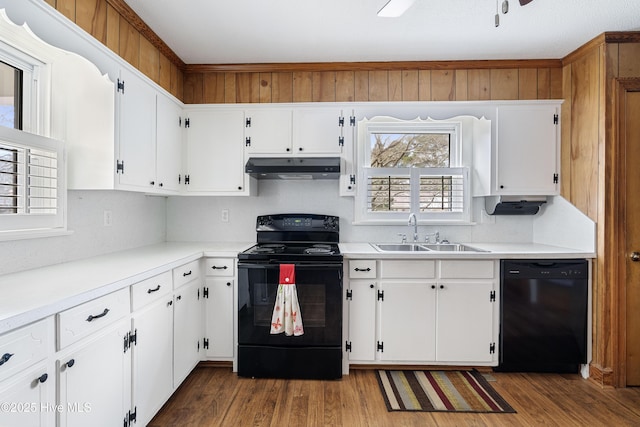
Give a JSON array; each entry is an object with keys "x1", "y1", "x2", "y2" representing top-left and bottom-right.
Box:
[
  {"x1": 377, "y1": 0, "x2": 416, "y2": 17},
  {"x1": 519, "y1": 0, "x2": 534, "y2": 5}
]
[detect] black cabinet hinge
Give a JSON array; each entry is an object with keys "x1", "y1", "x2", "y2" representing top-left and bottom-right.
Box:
[
  {"x1": 349, "y1": 174, "x2": 356, "y2": 185},
  {"x1": 338, "y1": 116, "x2": 344, "y2": 127},
  {"x1": 123, "y1": 332, "x2": 129, "y2": 353},
  {"x1": 345, "y1": 341, "x2": 352, "y2": 352},
  {"x1": 377, "y1": 290, "x2": 384, "y2": 301},
  {"x1": 117, "y1": 78, "x2": 125, "y2": 94},
  {"x1": 346, "y1": 289, "x2": 353, "y2": 300},
  {"x1": 116, "y1": 160, "x2": 124, "y2": 174},
  {"x1": 350, "y1": 116, "x2": 356, "y2": 126},
  {"x1": 245, "y1": 137, "x2": 251, "y2": 147},
  {"x1": 377, "y1": 341, "x2": 384, "y2": 352},
  {"x1": 203, "y1": 338, "x2": 209, "y2": 350},
  {"x1": 490, "y1": 343, "x2": 496, "y2": 354},
  {"x1": 203, "y1": 287, "x2": 209, "y2": 298},
  {"x1": 553, "y1": 173, "x2": 559, "y2": 184},
  {"x1": 490, "y1": 290, "x2": 496, "y2": 302},
  {"x1": 553, "y1": 114, "x2": 559, "y2": 125},
  {"x1": 185, "y1": 118, "x2": 190, "y2": 128},
  {"x1": 246, "y1": 117, "x2": 251, "y2": 127},
  {"x1": 184, "y1": 174, "x2": 190, "y2": 185},
  {"x1": 123, "y1": 407, "x2": 136, "y2": 427},
  {"x1": 178, "y1": 174, "x2": 181, "y2": 185},
  {"x1": 338, "y1": 136, "x2": 344, "y2": 146},
  {"x1": 129, "y1": 329, "x2": 137, "y2": 347}
]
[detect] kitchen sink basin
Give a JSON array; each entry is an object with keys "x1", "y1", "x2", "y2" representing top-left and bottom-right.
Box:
[
  {"x1": 372, "y1": 243, "x2": 489, "y2": 252},
  {"x1": 373, "y1": 243, "x2": 431, "y2": 252},
  {"x1": 422, "y1": 243, "x2": 488, "y2": 252}
]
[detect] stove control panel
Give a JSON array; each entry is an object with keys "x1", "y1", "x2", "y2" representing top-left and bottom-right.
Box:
[{"x1": 256, "y1": 214, "x2": 339, "y2": 232}]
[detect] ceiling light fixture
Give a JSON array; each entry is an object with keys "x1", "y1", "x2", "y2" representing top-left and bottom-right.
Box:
[{"x1": 377, "y1": 0, "x2": 416, "y2": 17}]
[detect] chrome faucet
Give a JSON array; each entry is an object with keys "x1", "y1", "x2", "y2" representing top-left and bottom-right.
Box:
[
  {"x1": 425, "y1": 231, "x2": 440, "y2": 244},
  {"x1": 408, "y1": 213, "x2": 418, "y2": 242}
]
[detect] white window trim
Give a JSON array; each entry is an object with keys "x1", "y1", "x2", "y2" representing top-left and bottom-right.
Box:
[{"x1": 355, "y1": 115, "x2": 483, "y2": 225}]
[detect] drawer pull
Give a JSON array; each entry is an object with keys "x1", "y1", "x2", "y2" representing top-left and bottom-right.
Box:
[
  {"x1": 86, "y1": 308, "x2": 109, "y2": 322},
  {"x1": 65, "y1": 359, "x2": 75, "y2": 368},
  {"x1": 211, "y1": 265, "x2": 228, "y2": 270},
  {"x1": 354, "y1": 267, "x2": 371, "y2": 272},
  {"x1": 147, "y1": 285, "x2": 161, "y2": 294},
  {"x1": 183, "y1": 270, "x2": 192, "y2": 277},
  {"x1": 37, "y1": 373, "x2": 48, "y2": 383},
  {"x1": 0, "y1": 353, "x2": 14, "y2": 366}
]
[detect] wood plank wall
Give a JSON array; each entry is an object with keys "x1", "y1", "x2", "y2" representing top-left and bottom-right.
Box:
[
  {"x1": 44, "y1": 0, "x2": 185, "y2": 99},
  {"x1": 561, "y1": 34, "x2": 640, "y2": 387},
  {"x1": 182, "y1": 64, "x2": 563, "y2": 104}
]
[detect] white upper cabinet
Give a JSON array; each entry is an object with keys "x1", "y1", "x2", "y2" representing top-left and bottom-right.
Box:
[
  {"x1": 292, "y1": 108, "x2": 347, "y2": 155},
  {"x1": 184, "y1": 108, "x2": 249, "y2": 194},
  {"x1": 244, "y1": 108, "x2": 293, "y2": 154},
  {"x1": 155, "y1": 93, "x2": 183, "y2": 193},
  {"x1": 116, "y1": 68, "x2": 157, "y2": 191},
  {"x1": 473, "y1": 101, "x2": 561, "y2": 196}
]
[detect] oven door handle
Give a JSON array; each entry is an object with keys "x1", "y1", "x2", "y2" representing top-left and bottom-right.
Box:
[{"x1": 238, "y1": 263, "x2": 342, "y2": 270}]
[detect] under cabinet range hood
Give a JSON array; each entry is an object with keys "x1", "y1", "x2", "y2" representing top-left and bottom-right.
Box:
[
  {"x1": 245, "y1": 157, "x2": 340, "y2": 180},
  {"x1": 485, "y1": 196, "x2": 547, "y2": 215}
]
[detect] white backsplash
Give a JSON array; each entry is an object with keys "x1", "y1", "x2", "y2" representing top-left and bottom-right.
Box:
[
  {"x1": 166, "y1": 180, "x2": 534, "y2": 244},
  {"x1": 0, "y1": 191, "x2": 166, "y2": 275}
]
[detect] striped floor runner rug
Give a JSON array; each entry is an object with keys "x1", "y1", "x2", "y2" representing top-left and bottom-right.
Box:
[{"x1": 376, "y1": 370, "x2": 516, "y2": 413}]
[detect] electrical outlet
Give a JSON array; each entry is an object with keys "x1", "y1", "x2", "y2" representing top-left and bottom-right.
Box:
[
  {"x1": 103, "y1": 210, "x2": 113, "y2": 227},
  {"x1": 221, "y1": 209, "x2": 229, "y2": 223}
]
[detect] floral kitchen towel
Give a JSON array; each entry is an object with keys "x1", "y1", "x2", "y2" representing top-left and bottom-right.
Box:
[{"x1": 270, "y1": 263, "x2": 304, "y2": 336}]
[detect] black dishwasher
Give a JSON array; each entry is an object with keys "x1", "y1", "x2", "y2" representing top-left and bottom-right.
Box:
[{"x1": 497, "y1": 259, "x2": 588, "y2": 373}]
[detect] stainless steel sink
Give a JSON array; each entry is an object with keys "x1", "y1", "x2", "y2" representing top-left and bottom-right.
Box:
[
  {"x1": 421, "y1": 243, "x2": 488, "y2": 252},
  {"x1": 373, "y1": 243, "x2": 431, "y2": 252}
]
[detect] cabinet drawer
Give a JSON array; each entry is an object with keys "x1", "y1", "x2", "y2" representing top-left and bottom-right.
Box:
[
  {"x1": 131, "y1": 271, "x2": 173, "y2": 311},
  {"x1": 57, "y1": 288, "x2": 130, "y2": 350},
  {"x1": 0, "y1": 317, "x2": 53, "y2": 383},
  {"x1": 380, "y1": 260, "x2": 436, "y2": 279},
  {"x1": 205, "y1": 258, "x2": 234, "y2": 277},
  {"x1": 439, "y1": 260, "x2": 495, "y2": 279},
  {"x1": 349, "y1": 260, "x2": 377, "y2": 279},
  {"x1": 173, "y1": 260, "x2": 201, "y2": 289}
]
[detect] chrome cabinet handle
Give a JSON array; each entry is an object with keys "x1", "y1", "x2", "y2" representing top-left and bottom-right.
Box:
[
  {"x1": 631, "y1": 252, "x2": 640, "y2": 262},
  {"x1": 86, "y1": 308, "x2": 109, "y2": 322},
  {"x1": 0, "y1": 353, "x2": 14, "y2": 366}
]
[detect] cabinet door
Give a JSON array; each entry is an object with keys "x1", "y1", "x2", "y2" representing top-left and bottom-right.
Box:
[
  {"x1": 132, "y1": 297, "x2": 174, "y2": 426},
  {"x1": 0, "y1": 361, "x2": 54, "y2": 427},
  {"x1": 244, "y1": 108, "x2": 292, "y2": 154},
  {"x1": 436, "y1": 282, "x2": 495, "y2": 363},
  {"x1": 205, "y1": 278, "x2": 234, "y2": 359},
  {"x1": 57, "y1": 319, "x2": 131, "y2": 427},
  {"x1": 173, "y1": 280, "x2": 203, "y2": 386},
  {"x1": 116, "y1": 68, "x2": 157, "y2": 190},
  {"x1": 292, "y1": 108, "x2": 344, "y2": 154},
  {"x1": 155, "y1": 93, "x2": 182, "y2": 193},
  {"x1": 379, "y1": 282, "x2": 436, "y2": 362},
  {"x1": 347, "y1": 280, "x2": 377, "y2": 362},
  {"x1": 496, "y1": 104, "x2": 559, "y2": 195},
  {"x1": 185, "y1": 109, "x2": 246, "y2": 193}
]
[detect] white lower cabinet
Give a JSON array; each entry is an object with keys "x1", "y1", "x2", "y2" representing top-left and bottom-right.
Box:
[
  {"x1": 346, "y1": 258, "x2": 498, "y2": 366},
  {"x1": 131, "y1": 272, "x2": 174, "y2": 427},
  {"x1": 173, "y1": 279, "x2": 203, "y2": 386},
  {"x1": 56, "y1": 318, "x2": 132, "y2": 427},
  {"x1": 0, "y1": 361, "x2": 55, "y2": 427},
  {"x1": 204, "y1": 278, "x2": 234, "y2": 359}
]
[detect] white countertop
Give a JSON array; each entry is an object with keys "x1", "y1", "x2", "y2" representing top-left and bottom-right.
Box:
[
  {"x1": 0, "y1": 242, "x2": 252, "y2": 334},
  {"x1": 339, "y1": 242, "x2": 596, "y2": 259},
  {"x1": 0, "y1": 240, "x2": 594, "y2": 335}
]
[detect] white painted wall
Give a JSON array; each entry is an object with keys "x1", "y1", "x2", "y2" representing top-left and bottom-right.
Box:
[
  {"x1": 166, "y1": 180, "x2": 534, "y2": 244},
  {"x1": 0, "y1": 191, "x2": 166, "y2": 275}
]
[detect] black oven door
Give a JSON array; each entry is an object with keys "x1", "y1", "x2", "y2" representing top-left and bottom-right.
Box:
[{"x1": 237, "y1": 262, "x2": 343, "y2": 347}]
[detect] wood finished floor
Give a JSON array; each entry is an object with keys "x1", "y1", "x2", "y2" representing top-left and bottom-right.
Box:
[{"x1": 148, "y1": 367, "x2": 640, "y2": 426}]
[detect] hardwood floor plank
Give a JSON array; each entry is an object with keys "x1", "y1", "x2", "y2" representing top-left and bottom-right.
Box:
[{"x1": 149, "y1": 367, "x2": 640, "y2": 427}]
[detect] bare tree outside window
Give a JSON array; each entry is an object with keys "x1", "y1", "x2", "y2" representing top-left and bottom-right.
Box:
[{"x1": 368, "y1": 133, "x2": 461, "y2": 213}]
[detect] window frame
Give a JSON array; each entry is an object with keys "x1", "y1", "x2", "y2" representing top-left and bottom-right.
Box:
[{"x1": 355, "y1": 116, "x2": 472, "y2": 225}]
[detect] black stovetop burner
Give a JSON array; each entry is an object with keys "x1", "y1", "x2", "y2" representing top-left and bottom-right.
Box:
[{"x1": 238, "y1": 214, "x2": 341, "y2": 263}]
